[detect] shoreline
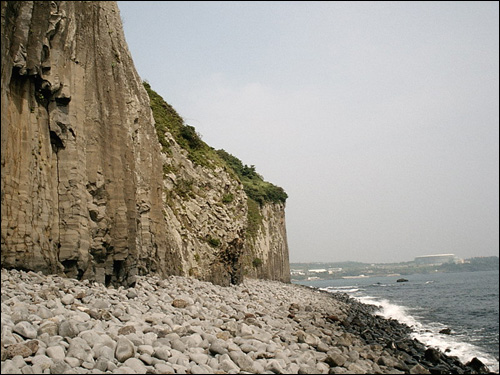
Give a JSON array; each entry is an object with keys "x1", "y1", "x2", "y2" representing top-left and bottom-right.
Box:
[
  {"x1": 1, "y1": 268, "x2": 495, "y2": 374},
  {"x1": 294, "y1": 270, "x2": 500, "y2": 373},
  {"x1": 295, "y1": 284, "x2": 497, "y2": 374}
]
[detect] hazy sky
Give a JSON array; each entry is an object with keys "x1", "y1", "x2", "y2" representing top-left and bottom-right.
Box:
[{"x1": 118, "y1": 1, "x2": 499, "y2": 263}]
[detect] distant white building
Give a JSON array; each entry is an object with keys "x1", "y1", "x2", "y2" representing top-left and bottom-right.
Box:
[
  {"x1": 308, "y1": 269, "x2": 327, "y2": 273},
  {"x1": 328, "y1": 267, "x2": 342, "y2": 274},
  {"x1": 414, "y1": 254, "x2": 456, "y2": 265}
]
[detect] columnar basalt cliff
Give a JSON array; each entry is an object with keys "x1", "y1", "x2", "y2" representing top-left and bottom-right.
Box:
[
  {"x1": 1, "y1": 1, "x2": 290, "y2": 286},
  {"x1": 244, "y1": 203, "x2": 291, "y2": 283},
  {"x1": 1, "y1": 1, "x2": 178, "y2": 286}
]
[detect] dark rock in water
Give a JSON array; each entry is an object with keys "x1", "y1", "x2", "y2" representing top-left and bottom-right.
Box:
[
  {"x1": 466, "y1": 357, "x2": 490, "y2": 374},
  {"x1": 385, "y1": 340, "x2": 397, "y2": 350},
  {"x1": 397, "y1": 278, "x2": 409, "y2": 282},
  {"x1": 439, "y1": 327, "x2": 452, "y2": 335},
  {"x1": 425, "y1": 348, "x2": 442, "y2": 364}
]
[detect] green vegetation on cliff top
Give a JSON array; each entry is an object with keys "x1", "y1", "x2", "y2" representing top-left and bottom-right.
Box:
[
  {"x1": 144, "y1": 81, "x2": 213, "y2": 166},
  {"x1": 143, "y1": 81, "x2": 287, "y2": 206},
  {"x1": 215, "y1": 149, "x2": 288, "y2": 205}
]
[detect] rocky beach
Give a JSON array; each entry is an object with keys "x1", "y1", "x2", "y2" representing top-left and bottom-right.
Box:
[{"x1": 0, "y1": 268, "x2": 492, "y2": 374}]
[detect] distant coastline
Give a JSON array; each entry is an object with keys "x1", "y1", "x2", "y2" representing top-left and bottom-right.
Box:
[{"x1": 290, "y1": 256, "x2": 499, "y2": 281}]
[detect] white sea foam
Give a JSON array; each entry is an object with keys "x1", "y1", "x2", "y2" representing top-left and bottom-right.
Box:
[
  {"x1": 323, "y1": 286, "x2": 360, "y2": 294},
  {"x1": 355, "y1": 295, "x2": 499, "y2": 373}
]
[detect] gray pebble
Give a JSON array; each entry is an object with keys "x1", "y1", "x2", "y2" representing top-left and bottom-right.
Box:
[
  {"x1": 153, "y1": 347, "x2": 170, "y2": 361},
  {"x1": 31, "y1": 354, "x2": 53, "y2": 371},
  {"x1": 154, "y1": 363, "x2": 175, "y2": 373},
  {"x1": 189, "y1": 352, "x2": 209, "y2": 365},
  {"x1": 61, "y1": 294, "x2": 75, "y2": 305},
  {"x1": 114, "y1": 337, "x2": 135, "y2": 363},
  {"x1": 1, "y1": 360, "x2": 20, "y2": 374},
  {"x1": 50, "y1": 360, "x2": 71, "y2": 374},
  {"x1": 92, "y1": 299, "x2": 110, "y2": 309},
  {"x1": 190, "y1": 364, "x2": 211, "y2": 374},
  {"x1": 123, "y1": 358, "x2": 147, "y2": 374},
  {"x1": 112, "y1": 366, "x2": 136, "y2": 374},
  {"x1": 11, "y1": 355, "x2": 26, "y2": 369},
  {"x1": 229, "y1": 351, "x2": 255, "y2": 373},
  {"x1": 137, "y1": 345, "x2": 154, "y2": 356},
  {"x1": 13, "y1": 322, "x2": 37, "y2": 339},
  {"x1": 138, "y1": 354, "x2": 153, "y2": 365},
  {"x1": 299, "y1": 364, "x2": 318, "y2": 374},
  {"x1": 94, "y1": 345, "x2": 114, "y2": 361},
  {"x1": 126, "y1": 289, "x2": 138, "y2": 299},
  {"x1": 94, "y1": 358, "x2": 109, "y2": 372},
  {"x1": 46, "y1": 346, "x2": 65, "y2": 362},
  {"x1": 64, "y1": 356, "x2": 82, "y2": 368},
  {"x1": 37, "y1": 321, "x2": 59, "y2": 337},
  {"x1": 59, "y1": 320, "x2": 79, "y2": 338},
  {"x1": 21, "y1": 364, "x2": 36, "y2": 374},
  {"x1": 170, "y1": 338, "x2": 186, "y2": 352},
  {"x1": 66, "y1": 338, "x2": 93, "y2": 364},
  {"x1": 209, "y1": 341, "x2": 227, "y2": 356}
]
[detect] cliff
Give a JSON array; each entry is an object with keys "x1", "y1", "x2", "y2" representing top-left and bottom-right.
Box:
[
  {"x1": 244, "y1": 203, "x2": 290, "y2": 283},
  {"x1": 0, "y1": 1, "x2": 290, "y2": 286}
]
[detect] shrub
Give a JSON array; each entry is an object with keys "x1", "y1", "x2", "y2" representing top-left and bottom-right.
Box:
[
  {"x1": 162, "y1": 164, "x2": 174, "y2": 176},
  {"x1": 222, "y1": 193, "x2": 234, "y2": 204},
  {"x1": 180, "y1": 125, "x2": 203, "y2": 150},
  {"x1": 207, "y1": 237, "x2": 221, "y2": 248},
  {"x1": 216, "y1": 149, "x2": 288, "y2": 205},
  {"x1": 252, "y1": 258, "x2": 263, "y2": 268},
  {"x1": 175, "y1": 179, "x2": 194, "y2": 199}
]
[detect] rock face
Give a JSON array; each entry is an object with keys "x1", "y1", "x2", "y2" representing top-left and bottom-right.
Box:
[
  {"x1": 1, "y1": 1, "x2": 290, "y2": 286},
  {"x1": 156, "y1": 127, "x2": 249, "y2": 286},
  {"x1": 244, "y1": 203, "x2": 291, "y2": 283},
  {"x1": 1, "y1": 0, "x2": 169, "y2": 286}
]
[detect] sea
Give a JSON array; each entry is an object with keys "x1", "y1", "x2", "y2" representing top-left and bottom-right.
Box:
[{"x1": 294, "y1": 270, "x2": 499, "y2": 373}]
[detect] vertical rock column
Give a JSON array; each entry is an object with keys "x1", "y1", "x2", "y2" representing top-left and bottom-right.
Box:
[
  {"x1": 1, "y1": 1, "x2": 177, "y2": 285},
  {"x1": 245, "y1": 203, "x2": 291, "y2": 283}
]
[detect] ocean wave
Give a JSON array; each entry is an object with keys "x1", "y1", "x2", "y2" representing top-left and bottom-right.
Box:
[
  {"x1": 321, "y1": 286, "x2": 360, "y2": 294},
  {"x1": 354, "y1": 295, "x2": 499, "y2": 373}
]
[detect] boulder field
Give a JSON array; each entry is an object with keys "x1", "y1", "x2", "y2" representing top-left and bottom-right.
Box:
[{"x1": 1, "y1": 269, "x2": 491, "y2": 374}]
